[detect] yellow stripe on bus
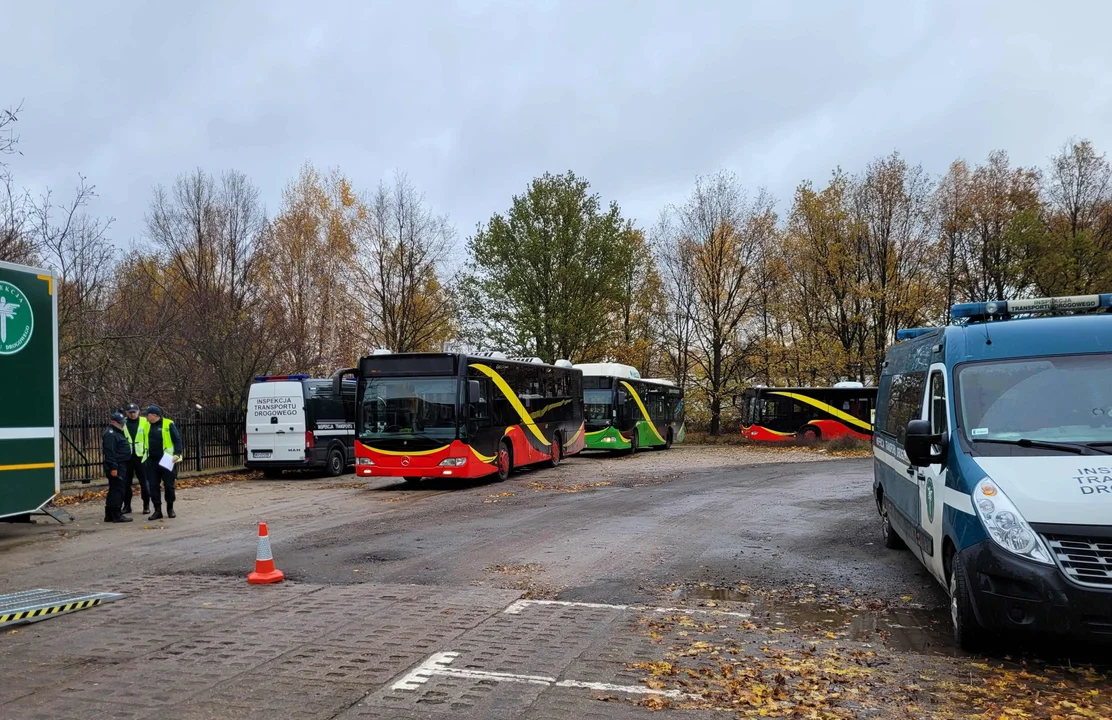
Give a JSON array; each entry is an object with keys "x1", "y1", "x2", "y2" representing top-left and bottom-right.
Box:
[
  {"x1": 767, "y1": 391, "x2": 873, "y2": 432},
  {"x1": 357, "y1": 442, "x2": 449, "y2": 457},
  {"x1": 468, "y1": 364, "x2": 550, "y2": 447},
  {"x1": 0, "y1": 462, "x2": 55, "y2": 472},
  {"x1": 619, "y1": 382, "x2": 666, "y2": 444}
]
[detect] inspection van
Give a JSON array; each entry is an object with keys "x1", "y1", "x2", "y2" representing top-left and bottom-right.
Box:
[
  {"x1": 874, "y1": 293, "x2": 1112, "y2": 649},
  {"x1": 245, "y1": 372, "x2": 356, "y2": 477}
]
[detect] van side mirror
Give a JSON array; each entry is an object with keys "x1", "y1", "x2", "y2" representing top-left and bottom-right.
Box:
[
  {"x1": 905, "y1": 419, "x2": 945, "y2": 467},
  {"x1": 468, "y1": 380, "x2": 481, "y2": 404}
]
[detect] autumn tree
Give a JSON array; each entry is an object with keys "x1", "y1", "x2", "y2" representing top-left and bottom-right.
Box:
[
  {"x1": 0, "y1": 103, "x2": 36, "y2": 265},
  {"x1": 461, "y1": 171, "x2": 634, "y2": 362},
  {"x1": 658, "y1": 171, "x2": 776, "y2": 435},
  {"x1": 258, "y1": 164, "x2": 361, "y2": 375},
  {"x1": 654, "y1": 217, "x2": 698, "y2": 391},
  {"x1": 353, "y1": 172, "x2": 456, "y2": 354},
  {"x1": 609, "y1": 228, "x2": 661, "y2": 374},
  {"x1": 1029, "y1": 139, "x2": 1112, "y2": 294}
]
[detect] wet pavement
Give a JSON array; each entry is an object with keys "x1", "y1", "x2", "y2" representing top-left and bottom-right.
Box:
[{"x1": 0, "y1": 447, "x2": 1108, "y2": 718}]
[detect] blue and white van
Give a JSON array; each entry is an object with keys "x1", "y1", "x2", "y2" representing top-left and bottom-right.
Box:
[{"x1": 873, "y1": 294, "x2": 1112, "y2": 649}]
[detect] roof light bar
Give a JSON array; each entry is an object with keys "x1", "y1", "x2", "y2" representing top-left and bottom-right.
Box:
[
  {"x1": 253, "y1": 374, "x2": 310, "y2": 382},
  {"x1": 951, "y1": 293, "x2": 1112, "y2": 321}
]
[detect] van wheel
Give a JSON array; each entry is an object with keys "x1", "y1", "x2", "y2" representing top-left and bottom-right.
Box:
[
  {"x1": 950, "y1": 552, "x2": 990, "y2": 652},
  {"x1": 326, "y1": 448, "x2": 345, "y2": 477},
  {"x1": 496, "y1": 441, "x2": 513, "y2": 482},
  {"x1": 882, "y1": 507, "x2": 906, "y2": 550},
  {"x1": 547, "y1": 435, "x2": 562, "y2": 468},
  {"x1": 263, "y1": 469, "x2": 282, "y2": 479}
]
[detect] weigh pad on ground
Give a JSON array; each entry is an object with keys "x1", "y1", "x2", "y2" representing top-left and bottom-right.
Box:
[{"x1": 0, "y1": 588, "x2": 124, "y2": 627}]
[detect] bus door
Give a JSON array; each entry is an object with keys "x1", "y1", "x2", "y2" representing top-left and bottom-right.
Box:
[{"x1": 917, "y1": 363, "x2": 949, "y2": 583}]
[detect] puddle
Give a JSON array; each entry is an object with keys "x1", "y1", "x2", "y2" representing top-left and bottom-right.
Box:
[{"x1": 673, "y1": 583, "x2": 959, "y2": 655}]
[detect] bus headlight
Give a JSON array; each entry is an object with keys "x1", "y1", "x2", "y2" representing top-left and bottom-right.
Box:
[
  {"x1": 438, "y1": 458, "x2": 466, "y2": 467},
  {"x1": 973, "y1": 479, "x2": 1052, "y2": 565},
  {"x1": 356, "y1": 457, "x2": 374, "y2": 466}
]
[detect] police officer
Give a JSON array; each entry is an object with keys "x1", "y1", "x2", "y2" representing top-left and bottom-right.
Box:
[
  {"x1": 102, "y1": 412, "x2": 133, "y2": 523},
  {"x1": 142, "y1": 405, "x2": 183, "y2": 520},
  {"x1": 120, "y1": 403, "x2": 150, "y2": 515}
]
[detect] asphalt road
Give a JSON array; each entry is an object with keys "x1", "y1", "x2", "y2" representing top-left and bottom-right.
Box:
[{"x1": 2, "y1": 447, "x2": 1103, "y2": 719}]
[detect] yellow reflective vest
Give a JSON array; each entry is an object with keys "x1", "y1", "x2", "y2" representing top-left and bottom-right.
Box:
[
  {"x1": 122, "y1": 418, "x2": 150, "y2": 460},
  {"x1": 139, "y1": 417, "x2": 177, "y2": 462}
]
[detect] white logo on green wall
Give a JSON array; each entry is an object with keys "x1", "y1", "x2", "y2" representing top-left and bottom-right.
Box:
[{"x1": 0, "y1": 281, "x2": 33, "y2": 355}]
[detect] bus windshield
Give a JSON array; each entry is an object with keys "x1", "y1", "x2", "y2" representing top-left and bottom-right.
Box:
[
  {"x1": 957, "y1": 353, "x2": 1112, "y2": 447},
  {"x1": 584, "y1": 389, "x2": 612, "y2": 422},
  {"x1": 360, "y1": 377, "x2": 458, "y2": 440}
]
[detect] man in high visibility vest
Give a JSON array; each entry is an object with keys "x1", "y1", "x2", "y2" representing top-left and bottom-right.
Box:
[
  {"x1": 142, "y1": 405, "x2": 183, "y2": 520},
  {"x1": 121, "y1": 402, "x2": 150, "y2": 515}
]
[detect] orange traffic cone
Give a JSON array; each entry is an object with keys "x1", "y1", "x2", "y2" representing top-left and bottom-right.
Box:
[{"x1": 247, "y1": 522, "x2": 285, "y2": 584}]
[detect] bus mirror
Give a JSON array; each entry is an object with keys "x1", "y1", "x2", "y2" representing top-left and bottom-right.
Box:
[
  {"x1": 618, "y1": 391, "x2": 628, "y2": 405},
  {"x1": 468, "y1": 380, "x2": 481, "y2": 404},
  {"x1": 905, "y1": 419, "x2": 944, "y2": 467},
  {"x1": 332, "y1": 367, "x2": 356, "y2": 396}
]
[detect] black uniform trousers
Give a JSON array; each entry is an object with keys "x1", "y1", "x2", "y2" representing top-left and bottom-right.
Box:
[
  {"x1": 146, "y1": 459, "x2": 177, "y2": 508},
  {"x1": 122, "y1": 455, "x2": 147, "y2": 509},
  {"x1": 104, "y1": 469, "x2": 125, "y2": 520}
]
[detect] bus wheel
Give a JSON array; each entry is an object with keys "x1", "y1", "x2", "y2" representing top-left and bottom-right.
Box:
[
  {"x1": 659, "y1": 429, "x2": 673, "y2": 450},
  {"x1": 799, "y1": 426, "x2": 820, "y2": 443},
  {"x1": 327, "y1": 448, "x2": 345, "y2": 477},
  {"x1": 547, "y1": 435, "x2": 562, "y2": 468},
  {"x1": 882, "y1": 507, "x2": 906, "y2": 550},
  {"x1": 950, "y1": 552, "x2": 990, "y2": 651},
  {"x1": 628, "y1": 432, "x2": 639, "y2": 455},
  {"x1": 496, "y1": 441, "x2": 513, "y2": 482}
]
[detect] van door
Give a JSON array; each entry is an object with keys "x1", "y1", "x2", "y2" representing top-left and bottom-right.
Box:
[
  {"x1": 918, "y1": 364, "x2": 949, "y2": 584},
  {"x1": 246, "y1": 381, "x2": 306, "y2": 463}
]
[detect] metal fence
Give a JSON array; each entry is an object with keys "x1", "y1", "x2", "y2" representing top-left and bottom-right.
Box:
[{"x1": 60, "y1": 407, "x2": 245, "y2": 484}]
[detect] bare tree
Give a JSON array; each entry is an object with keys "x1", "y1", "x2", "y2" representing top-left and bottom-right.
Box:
[
  {"x1": 653, "y1": 213, "x2": 697, "y2": 391},
  {"x1": 354, "y1": 171, "x2": 456, "y2": 353},
  {"x1": 145, "y1": 168, "x2": 275, "y2": 409},
  {"x1": 0, "y1": 102, "x2": 36, "y2": 265},
  {"x1": 657, "y1": 171, "x2": 776, "y2": 434}
]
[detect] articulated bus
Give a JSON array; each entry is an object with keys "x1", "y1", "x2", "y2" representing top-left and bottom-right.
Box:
[
  {"x1": 575, "y1": 363, "x2": 685, "y2": 452},
  {"x1": 740, "y1": 384, "x2": 877, "y2": 442},
  {"x1": 337, "y1": 352, "x2": 585, "y2": 483}
]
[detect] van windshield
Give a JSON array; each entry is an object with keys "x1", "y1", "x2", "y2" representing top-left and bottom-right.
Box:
[
  {"x1": 360, "y1": 377, "x2": 458, "y2": 440},
  {"x1": 956, "y1": 353, "x2": 1112, "y2": 450}
]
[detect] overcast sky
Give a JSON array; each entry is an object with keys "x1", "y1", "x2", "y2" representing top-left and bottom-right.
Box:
[{"x1": 5, "y1": 0, "x2": 1112, "y2": 252}]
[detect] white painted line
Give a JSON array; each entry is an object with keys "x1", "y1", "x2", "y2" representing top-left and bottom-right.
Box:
[
  {"x1": 392, "y1": 651, "x2": 698, "y2": 699},
  {"x1": 0, "y1": 427, "x2": 55, "y2": 440},
  {"x1": 504, "y1": 598, "x2": 750, "y2": 619}
]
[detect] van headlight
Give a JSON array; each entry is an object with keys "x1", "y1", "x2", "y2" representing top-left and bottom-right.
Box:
[
  {"x1": 438, "y1": 458, "x2": 466, "y2": 467},
  {"x1": 973, "y1": 479, "x2": 1052, "y2": 565}
]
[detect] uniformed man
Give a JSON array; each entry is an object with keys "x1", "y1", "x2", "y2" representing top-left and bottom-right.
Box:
[
  {"x1": 142, "y1": 405, "x2": 183, "y2": 520},
  {"x1": 102, "y1": 412, "x2": 133, "y2": 524},
  {"x1": 120, "y1": 402, "x2": 150, "y2": 515}
]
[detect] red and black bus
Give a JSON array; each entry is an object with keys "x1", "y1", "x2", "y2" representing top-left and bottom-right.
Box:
[
  {"x1": 739, "y1": 385, "x2": 876, "y2": 442},
  {"x1": 336, "y1": 352, "x2": 585, "y2": 483}
]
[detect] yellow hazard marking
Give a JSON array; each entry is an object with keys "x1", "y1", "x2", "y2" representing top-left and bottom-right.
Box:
[
  {"x1": 358, "y1": 442, "x2": 449, "y2": 456},
  {"x1": 37, "y1": 274, "x2": 53, "y2": 295},
  {"x1": 469, "y1": 364, "x2": 550, "y2": 447},
  {"x1": 619, "y1": 382, "x2": 666, "y2": 444},
  {"x1": 0, "y1": 598, "x2": 100, "y2": 624},
  {"x1": 0, "y1": 462, "x2": 55, "y2": 472},
  {"x1": 767, "y1": 391, "x2": 873, "y2": 432}
]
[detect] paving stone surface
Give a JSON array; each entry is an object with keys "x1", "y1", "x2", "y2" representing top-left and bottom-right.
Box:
[{"x1": 0, "y1": 575, "x2": 699, "y2": 718}]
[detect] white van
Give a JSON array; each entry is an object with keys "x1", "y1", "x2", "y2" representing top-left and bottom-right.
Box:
[{"x1": 245, "y1": 373, "x2": 356, "y2": 478}]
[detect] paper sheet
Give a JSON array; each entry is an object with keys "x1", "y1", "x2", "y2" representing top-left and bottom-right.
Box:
[{"x1": 158, "y1": 452, "x2": 175, "y2": 471}]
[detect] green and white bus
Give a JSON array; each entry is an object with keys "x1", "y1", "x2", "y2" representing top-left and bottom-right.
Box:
[{"x1": 575, "y1": 362, "x2": 685, "y2": 453}]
